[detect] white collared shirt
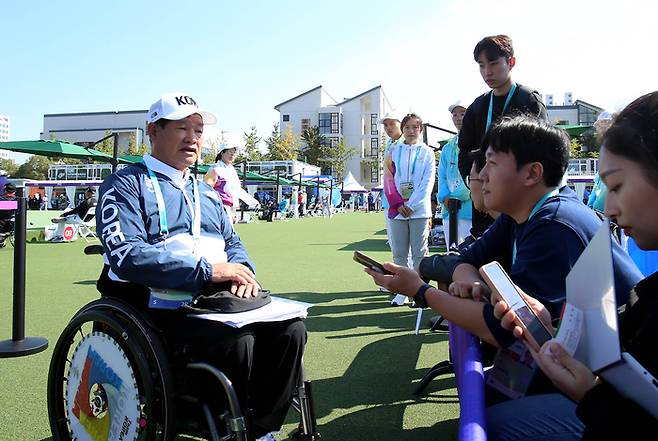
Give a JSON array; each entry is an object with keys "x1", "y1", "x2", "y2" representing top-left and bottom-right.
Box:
[{"x1": 142, "y1": 154, "x2": 190, "y2": 189}]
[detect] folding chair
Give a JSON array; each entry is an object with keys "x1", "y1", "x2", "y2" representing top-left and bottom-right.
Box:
[{"x1": 76, "y1": 204, "x2": 98, "y2": 242}]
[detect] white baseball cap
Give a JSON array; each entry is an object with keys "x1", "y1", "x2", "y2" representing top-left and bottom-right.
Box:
[
  {"x1": 148, "y1": 92, "x2": 217, "y2": 125},
  {"x1": 379, "y1": 112, "x2": 400, "y2": 124},
  {"x1": 448, "y1": 100, "x2": 467, "y2": 113}
]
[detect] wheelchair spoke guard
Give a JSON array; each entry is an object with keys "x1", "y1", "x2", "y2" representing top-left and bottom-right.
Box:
[{"x1": 65, "y1": 331, "x2": 142, "y2": 441}]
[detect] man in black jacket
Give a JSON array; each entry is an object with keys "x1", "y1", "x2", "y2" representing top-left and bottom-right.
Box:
[
  {"x1": 50, "y1": 186, "x2": 97, "y2": 241},
  {"x1": 458, "y1": 34, "x2": 548, "y2": 237}
]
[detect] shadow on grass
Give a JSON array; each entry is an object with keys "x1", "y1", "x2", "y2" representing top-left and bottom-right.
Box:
[
  {"x1": 339, "y1": 238, "x2": 389, "y2": 252},
  {"x1": 73, "y1": 280, "x2": 97, "y2": 285},
  {"x1": 279, "y1": 291, "x2": 436, "y2": 334},
  {"x1": 286, "y1": 332, "x2": 458, "y2": 440}
]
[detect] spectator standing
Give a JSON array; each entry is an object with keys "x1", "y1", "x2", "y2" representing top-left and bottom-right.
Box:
[
  {"x1": 383, "y1": 113, "x2": 436, "y2": 305},
  {"x1": 438, "y1": 100, "x2": 472, "y2": 248},
  {"x1": 204, "y1": 147, "x2": 258, "y2": 223},
  {"x1": 458, "y1": 34, "x2": 547, "y2": 238}
]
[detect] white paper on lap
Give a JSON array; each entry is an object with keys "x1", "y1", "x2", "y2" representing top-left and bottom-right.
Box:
[{"x1": 191, "y1": 296, "x2": 312, "y2": 328}]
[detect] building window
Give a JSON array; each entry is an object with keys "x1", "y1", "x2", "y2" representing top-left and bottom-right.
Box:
[
  {"x1": 319, "y1": 112, "x2": 340, "y2": 135},
  {"x1": 371, "y1": 114, "x2": 378, "y2": 135},
  {"x1": 322, "y1": 137, "x2": 339, "y2": 148},
  {"x1": 283, "y1": 114, "x2": 290, "y2": 122},
  {"x1": 301, "y1": 118, "x2": 310, "y2": 133},
  {"x1": 370, "y1": 164, "x2": 379, "y2": 183},
  {"x1": 369, "y1": 142, "x2": 376, "y2": 157},
  {"x1": 331, "y1": 113, "x2": 339, "y2": 134}
]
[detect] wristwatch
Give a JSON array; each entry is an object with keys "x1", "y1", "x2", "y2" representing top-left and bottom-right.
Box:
[{"x1": 414, "y1": 283, "x2": 432, "y2": 309}]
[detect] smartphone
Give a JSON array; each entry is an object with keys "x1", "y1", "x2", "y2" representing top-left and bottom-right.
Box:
[
  {"x1": 479, "y1": 261, "x2": 553, "y2": 351},
  {"x1": 353, "y1": 251, "x2": 394, "y2": 275}
]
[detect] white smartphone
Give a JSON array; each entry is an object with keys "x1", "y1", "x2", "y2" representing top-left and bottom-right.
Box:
[{"x1": 479, "y1": 261, "x2": 553, "y2": 351}]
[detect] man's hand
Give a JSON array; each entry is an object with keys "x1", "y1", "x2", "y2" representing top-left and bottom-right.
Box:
[
  {"x1": 364, "y1": 262, "x2": 424, "y2": 298},
  {"x1": 448, "y1": 280, "x2": 491, "y2": 302},
  {"x1": 531, "y1": 341, "x2": 597, "y2": 403},
  {"x1": 493, "y1": 288, "x2": 552, "y2": 337},
  {"x1": 397, "y1": 205, "x2": 413, "y2": 218},
  {"x1": 211, "y1": 263, "x2": 257, "y2": 286},
  {"x1": 230, "y1": 281, "x2": 261, "y2": 298}
]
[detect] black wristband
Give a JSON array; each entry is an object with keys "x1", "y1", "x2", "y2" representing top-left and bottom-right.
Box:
[{"x1": 414, "y1": 283, "x2": 432, "y2": 309}]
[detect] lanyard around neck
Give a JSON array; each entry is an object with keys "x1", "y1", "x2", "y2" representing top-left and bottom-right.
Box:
[
  {"x1": 396, "y1": 144, "x2": 421, "y2": 181},
  {"x1": 486, "y1": 83, "x2": 517, "y2": 132},
  {"x1": 512, "y1": 187, "x2": 560, "y2": 265},
  {"x1": 145, "y1": 166, "x2": 201, "y2": 239}
]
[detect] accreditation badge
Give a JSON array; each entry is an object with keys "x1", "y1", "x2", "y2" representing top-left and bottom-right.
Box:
[{"x1": 400, "y1": 181, "x2": 414, "y2": 200}]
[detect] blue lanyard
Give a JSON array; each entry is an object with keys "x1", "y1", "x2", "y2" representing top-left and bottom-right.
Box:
[
  {"x1": 486, "y1": 83, "x2": 517, "y2": 132},
  {"x1": 512, "y1": 188, "x2": 560, "y2": 265},
  {"x1": 396, "y1": 144, "x2": 421, "y2": 181},
  {"x1": 145, "y1": 165, "x2": 201, "y2": 239}
]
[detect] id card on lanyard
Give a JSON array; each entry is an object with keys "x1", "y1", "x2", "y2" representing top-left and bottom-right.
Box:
[
  {"x1": 397, "y1": 145, "x2": 421, "y2": 201},
  {"x1": 486, "y1": 83, "x2": 517, "y2": 132},
  {"x1": 145, "y1": 165, "x2": 201, "y2": 309}
]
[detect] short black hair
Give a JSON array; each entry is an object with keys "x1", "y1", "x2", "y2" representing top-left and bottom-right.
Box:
[
  {"x1": 154, "y1": 118, "x2": 172, "y2": 129},
  {"x1": 474, "y1": 35, "x2": 514, "y2": 62},
  {"x1": 482, "y1": 114, "x2": 570, "y2": 187},
  {"x1": 4, "y1": 183, "x2": 16, "y2": 193},
  {"x1": 603, "y1": 91, "x2": 658, "y2": 187},
  {"x1": 469, "y1": 148, "x2": 486, "y2": 173}
]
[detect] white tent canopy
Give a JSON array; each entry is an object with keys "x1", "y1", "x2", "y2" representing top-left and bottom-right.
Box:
[{"x1": 341, "y1": 171, "x2": 368, "y2": 193}]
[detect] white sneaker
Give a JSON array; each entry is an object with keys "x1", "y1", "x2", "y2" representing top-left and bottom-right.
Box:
[
  {"x1": 378, "y1": 286, "x2": 389, "y2": 293},
  {"x1": 256, "y1": 433, "x2": 277, "y2": 441},
  {"x1": 390, "y1": 294, "x2": 410, "y2": 306}
]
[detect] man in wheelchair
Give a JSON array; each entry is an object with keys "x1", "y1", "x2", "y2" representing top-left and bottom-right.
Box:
[
  {"x1": 0, "y1": 183, "x2": 16, "y2": 248},
  {"x1": 93, "y1": 92, "x2": 307, "y2": 440}
]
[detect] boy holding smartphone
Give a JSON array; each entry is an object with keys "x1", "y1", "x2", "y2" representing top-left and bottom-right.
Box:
[{"x1": 366, "y1": 115, "x2": 641, "y2": 394}]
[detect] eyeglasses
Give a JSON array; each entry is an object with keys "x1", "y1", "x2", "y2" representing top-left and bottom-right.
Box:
[{"x1": 466, "y1": 176, "x2": 481, "y2": 187}]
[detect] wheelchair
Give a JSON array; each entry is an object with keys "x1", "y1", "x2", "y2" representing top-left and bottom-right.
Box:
[
  {"x1": 47, "y1": 294, "x2": 320, "y2": 441},
  {"x1": 0, "y1": 221, "x2": 14, "y2": 248}
]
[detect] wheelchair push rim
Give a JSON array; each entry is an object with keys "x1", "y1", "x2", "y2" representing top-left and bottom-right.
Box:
[{"x1": 48, "y1": 302, "x2": 175, "y2": 441}]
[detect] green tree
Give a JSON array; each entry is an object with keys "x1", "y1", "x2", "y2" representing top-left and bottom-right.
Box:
[
  {"x1": 571, "y1": 137, "x2": 598, "y2": 159},
  {"x1": 239, "y1": 126, "x2": 264, "y2": 162},
  {"x1": 127, "y1": 133, "x2": 149, "y2": 156},
  {"x1": 95, "y1": 130, "x2": 115, "y2": 155},
  {"x1": 0, "y1": 158, "x2": 19, "y2": 177},
  {"x1": 268, "y1": 125, "x2": 299, "y2": 160},
  {"x1": 300, "y1": 126, "x2": 324, "y2": 165},
  {"x1": 320, "y1": 138, "x2": 356, "y2": 181},
  {"x1": 15, "y1": 155, "x2": 52, "y2": 179},
  {"x1": 264, "y1": 123, "x2": 280, "y2": 157}
]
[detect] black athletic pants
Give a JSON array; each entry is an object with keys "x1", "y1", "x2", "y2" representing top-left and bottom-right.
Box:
[{"x1": 152, "y1": 311, "x2": 307, "y2": 437}]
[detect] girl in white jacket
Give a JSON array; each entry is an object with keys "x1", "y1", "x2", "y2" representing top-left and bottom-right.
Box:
[{"x1": 383, "y1": 113, "x2": 436, "y2": 304}]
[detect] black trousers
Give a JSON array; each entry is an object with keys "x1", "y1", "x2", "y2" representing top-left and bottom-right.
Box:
[
  {"x1": 97, "y1": 269, "x2": 307, "y2": 436},
  {"x1": 152, "y1": 311, "x2": 307, "y2": 437}
]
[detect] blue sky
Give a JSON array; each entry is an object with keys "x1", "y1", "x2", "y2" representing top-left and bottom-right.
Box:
[{"x1": 2, "y1": 0, "x2": 657, "y2": 163}]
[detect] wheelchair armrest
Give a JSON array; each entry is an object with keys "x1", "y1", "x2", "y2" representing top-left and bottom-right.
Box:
[{"x1": 84, "y1": 244, "x2": 104, "y2": 255}]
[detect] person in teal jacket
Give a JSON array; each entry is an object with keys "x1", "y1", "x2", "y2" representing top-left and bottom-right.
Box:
[{"x1": 437, "y1": 101, "x2": 472, "y2": 248}]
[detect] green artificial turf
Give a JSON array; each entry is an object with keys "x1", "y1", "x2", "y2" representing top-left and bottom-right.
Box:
[{"x1": 0, "y1": 211, "x2": 458, "y2": 441}]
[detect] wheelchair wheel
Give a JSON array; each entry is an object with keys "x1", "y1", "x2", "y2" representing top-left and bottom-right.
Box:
[{"x1": 48, "y1": 299, "x2": 176, "y2": 441}]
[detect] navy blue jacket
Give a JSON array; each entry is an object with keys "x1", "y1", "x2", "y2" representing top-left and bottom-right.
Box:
[
  {"x1": 458, "y1": 186, "x2": 642, "y2": 342},
  {"x1": 96, "y1": 162, "x2": 253, "y2": 294}
]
